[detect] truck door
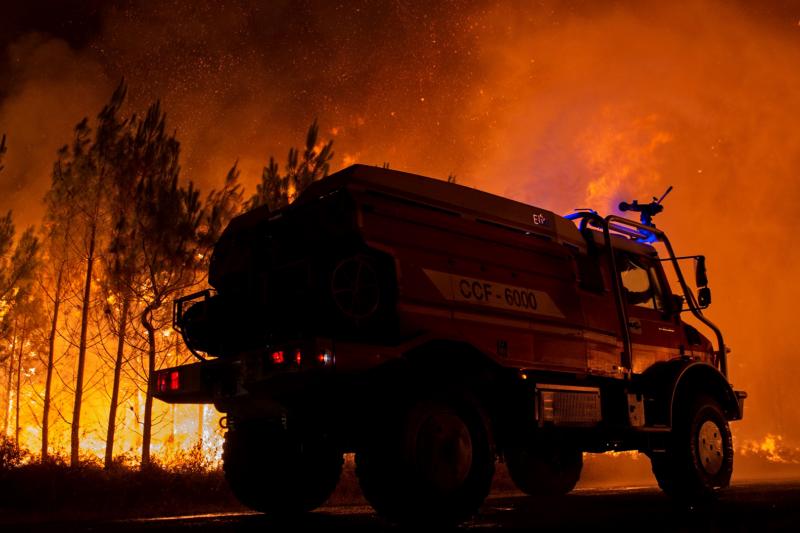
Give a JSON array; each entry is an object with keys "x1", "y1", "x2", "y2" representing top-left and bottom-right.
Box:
[
  {"x1": 575, "y1": 250, "x2": 622, "y2": 377},
  {"x1": 617, "y1": 252, "x2": 682, "y2": 374}
]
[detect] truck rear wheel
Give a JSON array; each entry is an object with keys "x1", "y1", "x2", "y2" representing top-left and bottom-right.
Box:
[
  {"x1": 223, "y1": 424, "x2": 342, "y2": 515},
  {"x1": 355, "y1": 396, "x2": 495, "y2": 525},
  {"x1": 650, "y1": 394, "x2": 733, "y2": 501},
  {"x1": 505, "y1": 441, "x2": 583, "y2": 496}
]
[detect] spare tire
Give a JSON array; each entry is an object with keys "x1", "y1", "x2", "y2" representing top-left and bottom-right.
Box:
[{"x1": 321, "y1": 250, "x2": 397, "y2": 337}]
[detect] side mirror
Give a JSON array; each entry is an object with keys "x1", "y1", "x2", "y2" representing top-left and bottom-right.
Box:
[
  {"x1": 695, "y1": 256, "x2": 708, "y2": 288},
  {"x1": 697, "y1": 287, "x2": 712, "y2": 307}
]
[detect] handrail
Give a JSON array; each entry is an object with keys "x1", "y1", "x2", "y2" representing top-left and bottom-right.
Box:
[
  {"x1": 604, "y1": 215, "x2": 727, "y2": 378},
  {"x1": 173, "y1": 289, "x2": 213, "y2": 362},
  {"x1": 565, "y1": 212, "x2": 727, "y2": 378},
  {"x1": 568, "y1": 211, "x2": 632, "y2": 375},
  {"x1": 603, "y1": 217, "x2": 633, "y2": 374}
]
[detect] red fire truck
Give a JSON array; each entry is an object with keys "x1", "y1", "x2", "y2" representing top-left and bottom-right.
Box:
[{"x1": 154, "y1": 165, "x2": 745, "y2": 525}]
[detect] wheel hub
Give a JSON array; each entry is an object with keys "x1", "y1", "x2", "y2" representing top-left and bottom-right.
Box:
[
  {"x1": 415, "y1": 411, "x2": 473, "y2": 492},
  {"x1": 697, "y1": 420, "x2": 724, "y2": 475}
]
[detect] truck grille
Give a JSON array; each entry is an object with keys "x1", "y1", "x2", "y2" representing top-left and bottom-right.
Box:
[{"x1": 537, "y1": 385, "x2": 601, "y2": 426}]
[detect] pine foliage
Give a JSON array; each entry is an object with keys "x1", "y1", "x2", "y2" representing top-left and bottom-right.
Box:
[{"x1": 247, "y1": 119, "x2": 334, "y2": 211}]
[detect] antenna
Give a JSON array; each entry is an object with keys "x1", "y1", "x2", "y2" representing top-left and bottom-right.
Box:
[{"x1": 618, "y1": 185, "x2": 673, "y2": 227}]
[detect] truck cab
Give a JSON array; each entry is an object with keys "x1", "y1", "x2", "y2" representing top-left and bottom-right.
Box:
[{"x1": 154, "y1": 165, "x2": 745, "y2": 525}]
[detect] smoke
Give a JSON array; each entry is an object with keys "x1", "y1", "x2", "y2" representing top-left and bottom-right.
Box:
[
  {"x1": 0, "y1": 33, "x2": 111, "y2": 228},
  {"x1": 1, "y1": 0, "x2": 799, "y2": 457},
  {"x1": 465, "y1": 1, "x2": 800, "y2": 446}
]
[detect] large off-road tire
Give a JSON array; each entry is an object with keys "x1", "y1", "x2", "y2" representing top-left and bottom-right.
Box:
[
  {"x1": 505, "y1": 441, "x2": 583, "y2": 496},
  {"x1": 650, "y1": 394, "x2": 733, "y2": 501},
  {"x1": 222, "y1": 423, "x2": 343, "y2": 515},
  {"x1": 355, "y1": 395, "x2": 495, "y2": 526}
]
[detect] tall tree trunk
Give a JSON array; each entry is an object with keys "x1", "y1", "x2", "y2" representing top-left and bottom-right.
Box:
[
  {"x1": 140, "y1": 304, "x2": 157, "y2": 468},
  {"x1": 3, "y1": 319, "x2": 17, "y2": 437},
  {"x1": 197, "y1": 404, "x2": 204, "y2": 449},
  {"x1": 169, "y1": 336, "x2": 176, "y2": 444},
  {"x1": 104, "y1": 297, "x2": 129, "y2": 469},
  {"x1": 42, "y1": 264, "x2": 64, "y2": 461},
  {"x1": 71, "y1": 223, "x2": 96, "y2": 467},
  {"x1": 14, "y1": 319, "x2": 27, "y2": 448},
  {"x1": 2, "y1": 356, "x2": 11, "y2": 438}
]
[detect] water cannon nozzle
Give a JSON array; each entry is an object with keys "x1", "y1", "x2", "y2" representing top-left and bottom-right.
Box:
[{"x1": 619, "y1": 186, "x2": 673, "y2": 227}]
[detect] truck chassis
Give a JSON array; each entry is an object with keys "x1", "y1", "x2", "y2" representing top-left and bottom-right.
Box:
[{"x1": 154, "y1": 165, "x2": 745, "y2": 525}]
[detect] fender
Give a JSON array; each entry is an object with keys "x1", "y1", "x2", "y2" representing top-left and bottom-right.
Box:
[{"x1": 637, "y1": 359, "x2": 742, "y2": 428}]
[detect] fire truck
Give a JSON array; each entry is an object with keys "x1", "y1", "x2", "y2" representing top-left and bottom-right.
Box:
[{"x1": 154, "y1": 165, "x2": 746, "y2": 525}]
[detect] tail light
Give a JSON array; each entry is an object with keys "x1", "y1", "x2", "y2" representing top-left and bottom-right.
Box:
[
  {"x1": 157, "y1": 370, "x2": 181, "y2": 392},
  {"x1": 268, "y1": 347, "x2": 334, "y2": 369},
  {"x1": 317, "y1": 349, "x2": 334, "y2": 367}
]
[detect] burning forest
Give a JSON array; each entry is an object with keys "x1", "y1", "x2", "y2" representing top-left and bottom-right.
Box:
[
  {"x1": 0, "y1": 86, "x2": 338, "y2": 468},
  {"x1": 1, "y1": 0, "x2": 800, "y2": 525}
]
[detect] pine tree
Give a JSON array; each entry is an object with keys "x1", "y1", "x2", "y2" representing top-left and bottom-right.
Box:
[
  {"x1": 47, "y1": 82, "x2": 127, "y2": 466},
  {"x1": 0, "y1": 213, "x2": 39, "y2": 304},
  {"x1": 40, "y1": 149, "x2": 78, "y2": 461},
  {"x1": 2, "y1": 317, "x2": 16, "y2": 437},
  {"x1": 247, "y1": 120, "x2": 334, "y2": 211},
  {"x1": 0, "y1": 231, "x2": 39, "y2": 442},
  {"x1": 56, "y1": 119, "x2": 97, "y2": 467},
  {"x1": 291, "y1": 119, "x2": 334, "y2": 198},
  {"x1": 100, "y1": 83, "x2": 139, "y2": 468},
  {"x1": 8, "y1": 285, "x2": 46, "y2": 449},
  {"x1": 115, "y1": 101, "x2": 241, "y2": 467},
  {"x1": 0, "y1": 138, "x2": 40, "y2": 441}
]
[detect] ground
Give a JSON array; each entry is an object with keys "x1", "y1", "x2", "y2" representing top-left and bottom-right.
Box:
[{"x1": 9, "y1": 480, "x2": 800, "y2": 532}]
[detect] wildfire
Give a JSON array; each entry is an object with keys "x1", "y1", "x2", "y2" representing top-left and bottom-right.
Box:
[
  {"x1": 1, "y1": 1, "x2": 799, "y2": 477},
  {"x1": 739, "y1": 434, "x2": 800, "y2": 464}
]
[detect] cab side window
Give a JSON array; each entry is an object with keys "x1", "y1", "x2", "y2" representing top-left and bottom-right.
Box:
[
  {"x1": 619, "y1": 254, "x2": 665, "y2": 312},
  {"x1": 575, "y1": 253, "x2": 605, "y2": 293}
]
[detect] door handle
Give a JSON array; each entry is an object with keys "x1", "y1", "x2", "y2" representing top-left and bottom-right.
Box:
[{"x1": 627, "y1": 318, "x2": 642, "y2": 333}]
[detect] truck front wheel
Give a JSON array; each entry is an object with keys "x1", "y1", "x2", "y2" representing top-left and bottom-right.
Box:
[
  {"x1": 650, "y1": 394, "x2": 733, "y2": 500},
  {"x1": 223, "y1": 423, "x2": 342, "y2": 515},
  {"x1": 355, "y1": 396, "x2": 495, "y2": 525},
  {"x1": 504, "y1": 441, "x2": 583, "y2": 496}
]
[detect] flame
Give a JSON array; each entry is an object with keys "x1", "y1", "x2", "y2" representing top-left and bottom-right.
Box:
[{"x1": 739, "y1": 434, "x2": 800, "y2": 464}]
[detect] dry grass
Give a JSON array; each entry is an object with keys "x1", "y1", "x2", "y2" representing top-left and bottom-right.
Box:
[
  {"x1": 0, "y1": 438, "x2": 529, "y2": 524},
  {"x1": 0, "y1": 438, "x2": 242, "y2": 523}
]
